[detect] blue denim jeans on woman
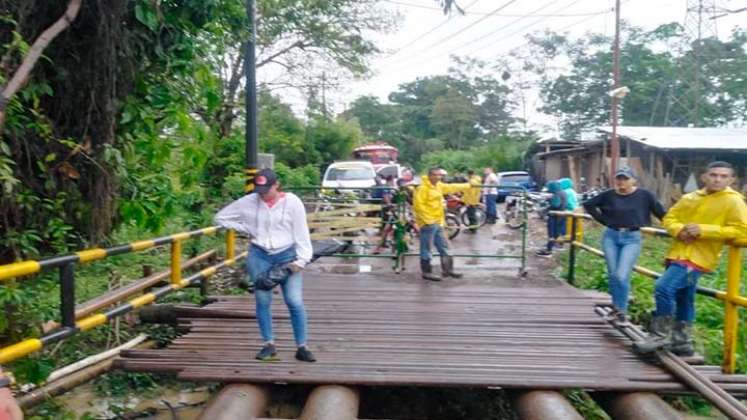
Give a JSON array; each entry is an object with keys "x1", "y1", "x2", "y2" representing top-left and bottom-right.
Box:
[
  {"x1": 419, "y1": 224, "x2": 449, "y2": 261},
  {"x1": 247, "y1": 244, "x2": 307, "y2": 346},
  {"x1": 654, "y1": 262, "x2": 703, "y2": 322},
  {"x1": 601, "y1": 228, "x2": 642, "y2": 312},
  {"x1": 544, "y1": 215, "x2": 567, "y2": 251}
]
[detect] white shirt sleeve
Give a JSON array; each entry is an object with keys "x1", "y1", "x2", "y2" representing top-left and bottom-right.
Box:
[
  {"x1": 289, "y1": 194, "x2": 313, "y2": 267},
  {"x1": 213, "y1": 195, "x2": 256, "y2": 236}
]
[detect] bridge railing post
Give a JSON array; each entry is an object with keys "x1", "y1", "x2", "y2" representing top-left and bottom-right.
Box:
[
  {"x1": 59, "y1": 263, "x2": 76, "y2": 329},
  {"x1": 722, "y1": 245, "x2": 742, "y2": 374},
  {"x1": 566, "y1": 215, "x2": 578, "y2": 286},
  {"x1": 171, "y1": 240, "x2": 182, "y2": 286},
  {"x1": 226, "y1": 229, "x2": 236, "y2": 260}
]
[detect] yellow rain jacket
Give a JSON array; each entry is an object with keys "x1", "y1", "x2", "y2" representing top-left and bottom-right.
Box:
[
  {"x1": 462, "y1": 175, "x2": 483, "y2": 206},
  {"x1": 413, "y1": 176, "x2": 473, "y2": 227},
  {"x1": 663, "y1": 187, "x2": 747, "y2": 271}
]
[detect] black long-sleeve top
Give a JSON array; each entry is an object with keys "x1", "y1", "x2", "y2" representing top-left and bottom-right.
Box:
[{"x1": 583, "y1": 188, "x2": 666, "y2": 229}]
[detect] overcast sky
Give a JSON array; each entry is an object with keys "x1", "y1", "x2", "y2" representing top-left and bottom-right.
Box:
[{"x1": 261, "y1": 0, "x2": 745, "y2": 127}]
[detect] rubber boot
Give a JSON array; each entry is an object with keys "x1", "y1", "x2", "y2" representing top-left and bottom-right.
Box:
[
  {"x1": 633, "y1": 315, "x2": 673, "y2": 354},
  {"x1": 668, "y1": 320, "x2": 695, "y2": 357},
  {"x1": 440, "y1": 256, "x2": 463, "y2": 278},
  {"x1": 420, "y1": 259, "x2": 442, "y2": 282}
]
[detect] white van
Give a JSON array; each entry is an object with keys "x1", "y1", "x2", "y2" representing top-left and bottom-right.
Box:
[{"x1": 322, "y1": 161, "x2": 377, "y2": 191}]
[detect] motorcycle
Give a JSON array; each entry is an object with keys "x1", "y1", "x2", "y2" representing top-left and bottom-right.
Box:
[
  {"x1": 445, "y1": 195, "x2": 487, "y2": 230},
  {"x1": 504, "y1": 191, "x2": 552, "y2": 229}
]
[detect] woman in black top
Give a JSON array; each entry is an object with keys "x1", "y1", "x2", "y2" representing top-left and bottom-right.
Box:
[{"x1": 583, "y1": 167, "x2": 666, "y2": 326}]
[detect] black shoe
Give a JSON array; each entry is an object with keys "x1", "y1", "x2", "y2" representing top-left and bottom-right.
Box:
[
  {"x1": 295, "y1": 346, "x2": 316, "y2": 362},
  {"x1": 255, "y1": 343, "x2": 278, "y2": 361},
  {"x1": 535, "y1": 249, "x2": 552, "y2": 258}
]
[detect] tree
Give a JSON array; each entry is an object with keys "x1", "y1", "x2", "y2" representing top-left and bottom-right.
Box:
[
  {"x1": 430, "y1": 88, "x2": 477, "y2": 149},
  {"x1": 529, "y1": 23, "x2": 747, "y2": 138}
]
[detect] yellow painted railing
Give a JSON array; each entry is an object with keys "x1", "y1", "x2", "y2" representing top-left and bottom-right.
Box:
[
  {"x1": 0, "y1": 226, "x2": 239, "y2": 364},
  {"x1": 552, "y1": 210, "x2": 746, "y2": 374}
]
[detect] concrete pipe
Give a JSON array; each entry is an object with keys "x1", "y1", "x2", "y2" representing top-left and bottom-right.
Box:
[
  {"x1": 512, "y1": 390, "x2": 583, "y2": 420},
  {"x1": 595, "y1": 392, "x2": 683, "y2": 420},
  {"x1": 198, "y1": 384, "x2": 270, "y2": 420},
  {"x1": 299, "y1": 385, "x2": 359, "y2": 420}
]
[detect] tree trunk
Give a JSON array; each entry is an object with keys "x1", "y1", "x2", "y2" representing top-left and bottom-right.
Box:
[{"x1": 0, "y1": 0, "x2": 82, "y2": 131}]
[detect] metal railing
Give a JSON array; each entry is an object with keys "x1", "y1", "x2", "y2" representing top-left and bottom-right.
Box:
[
  {"x1": 552, "y1": 210, "x2": 746, "y2": 374},
  {"x1": 289, "y1": 184, "x2": 530, "y2": 275},
  {"x1": 0, "y1": 227, "x2": 241, "y2": 364}
]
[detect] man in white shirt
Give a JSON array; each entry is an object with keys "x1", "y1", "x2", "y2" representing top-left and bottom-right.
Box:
[
  {"x1": 214, "y1": 168, "x2": 316, "y2": 362},
  {"x1": 483, "y1": 168, "x2": 499, "y2": 224}
]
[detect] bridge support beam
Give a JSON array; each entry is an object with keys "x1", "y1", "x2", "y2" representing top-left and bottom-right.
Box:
[
  {"x1": 594, "y1": 392, "x2": 683, "y2": 420},
  {"x1": 197, "y1": 384, "x2": 269, "y2": 420},
  {"x1": 512, "y1": 390, "x2": 583, "y2": 420},
  {"x1": 300, "y1": 385, "x2": 359, "y2": 420}
]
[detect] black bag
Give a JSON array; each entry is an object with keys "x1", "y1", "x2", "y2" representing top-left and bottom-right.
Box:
[{"x1": 254, "y1": 263, "x2": 294, "y2": 291}]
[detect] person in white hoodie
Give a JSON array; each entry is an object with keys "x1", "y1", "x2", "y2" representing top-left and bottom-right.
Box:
[{"x1": 214, "y1": 168, "x2": 315, "y2": 362}]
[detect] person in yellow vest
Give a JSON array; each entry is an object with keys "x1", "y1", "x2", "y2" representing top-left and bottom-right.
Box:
[
  {"x1": 462, "y1": 169, "x2": 483, "y2": 233},
  {"x1": 413, "y1": 167, "x2": 474, "y2": 281},
  {"x1": 635, "y1": 161, "x2": 747, "y2": 355}
]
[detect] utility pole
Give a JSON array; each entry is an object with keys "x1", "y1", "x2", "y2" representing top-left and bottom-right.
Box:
[
  {"x1": 245, "y1": 0, "x2": 259, "y2": 193},
  {"x1": 321, "y1": 71, "x2": 329, "y2": 120},
  {"x1": 609, "y1": 0, "x2": 621, "y2": 186}
]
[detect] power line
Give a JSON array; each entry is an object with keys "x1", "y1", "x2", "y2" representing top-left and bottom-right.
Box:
[
  {"x1": 389, "y1": 0, "x2": 482, "y2": 56},
  {"x1": 384, "y1": 0, "x2": 579, "y2": 71},
  {"x1": 411, "y1": 0, "x2": 521, "y2": 54},
  {"x1": 459, "y1": 0, "x2": 588, "y2": 56},
  {"x1": 384, "y1": 0, "x2": 618, "y2": 17},
  {"x1": 455, "y1": 0, "x2": 573, "y2": 55}
]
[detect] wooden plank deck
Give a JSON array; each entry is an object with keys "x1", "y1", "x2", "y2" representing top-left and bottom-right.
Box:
[{"x1": 115, "y1": 271, "x2": 747, "y2": 394}]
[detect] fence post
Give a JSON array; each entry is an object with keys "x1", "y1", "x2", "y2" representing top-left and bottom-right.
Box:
[
  {"x1": 722, "y1": 245, "x2": 742, "y2": 374},
  {"x1": 566, "y1": 215, "x2": 578, "y2": 286},
  {"x1": 520, "y1": 190, "x2": 528, "y2": 275},
  {"x1": 171, "y1": 240, "x2": 182, "y2": 286},
  {"x1": 60, "y1": 264, "x2": 76, "y2": 328},
  {"x1": 226, "y1": 230, "x2": 236, "y2": 260}
]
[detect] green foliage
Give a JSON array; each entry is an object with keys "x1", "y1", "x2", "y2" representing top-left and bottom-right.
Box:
[
  {"x1": 533, "y1": 23, "x2": 747, "y2": 138},
  {"x1": 12, "y1": 356, "x2": 55, "y2": 385},
  {"x1": 305, "y1": 117, "x2": 364, "y2": 167},
  {"x1": 95, "y1": 371, "x2": 158, "y2": 398},
  {"x1": 275, "y1": 162, "x2": 320, "y2": 188},
  {"x1": 344, "y1": 62, "x2": 516, "y2": 165},
  {"x1": 420, "y1": 134, "x2": 534, "y2": 173}
]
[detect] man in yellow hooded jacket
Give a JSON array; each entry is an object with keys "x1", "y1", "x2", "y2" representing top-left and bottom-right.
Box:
[
  {"x1": 462, "y1": 169, "x2": 483, "y2": 233},
  {"x1": 413, "y1": 167, "x2": 474, "y2": 281},
  {"x1": 636, "y1": 161, "x2": 747, "y2": 355}
]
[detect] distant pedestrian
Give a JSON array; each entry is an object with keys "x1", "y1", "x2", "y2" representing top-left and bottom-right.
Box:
[
  {"x1": 583, "y1": 167, "x2": 666, "y2": 326},
  {"x1": 536, "y1": 180, "x2": 567, "y2": 257},
  {"x1": 483, "y1": 168, "x2": 499, "y2": 224},
  {"x1": 463, "y1": 170, "x2": 484, "y2": 233}
]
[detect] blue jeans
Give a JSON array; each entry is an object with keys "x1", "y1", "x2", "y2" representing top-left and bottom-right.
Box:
[
  {"x1": 654, "y1": 262, "x2": 703, "y2": 322},
  {"x1": 485, "y1": 194, "x2": 497, "y2": 220},
  {"x1": 545, "y1": 215, "x2": 566, "y2": 251},
  {"x1": 602, "y1": 228, "x2": 642, "y2": 312},
  {"x1": 247, "y1": 245, "x2": 307, "y2": 346},
  {"x1": 419, "y1": 224, "x2": 449, "y2": 261}
]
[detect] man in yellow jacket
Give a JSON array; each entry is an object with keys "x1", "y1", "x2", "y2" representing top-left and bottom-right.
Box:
[
  {"x1": 413, "y1": 167, "x2": 474, "y2": 281},
  {"x1": 462, "y1": 170, "x2": 483, "y2": 233},
  {"x1": 636, "y1": 161, "x2": 747, "y2": 355}
]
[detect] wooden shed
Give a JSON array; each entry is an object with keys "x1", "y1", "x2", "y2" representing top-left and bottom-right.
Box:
[{"x1": 532, "y1": 126, "x2": 747, "y2": 205}]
